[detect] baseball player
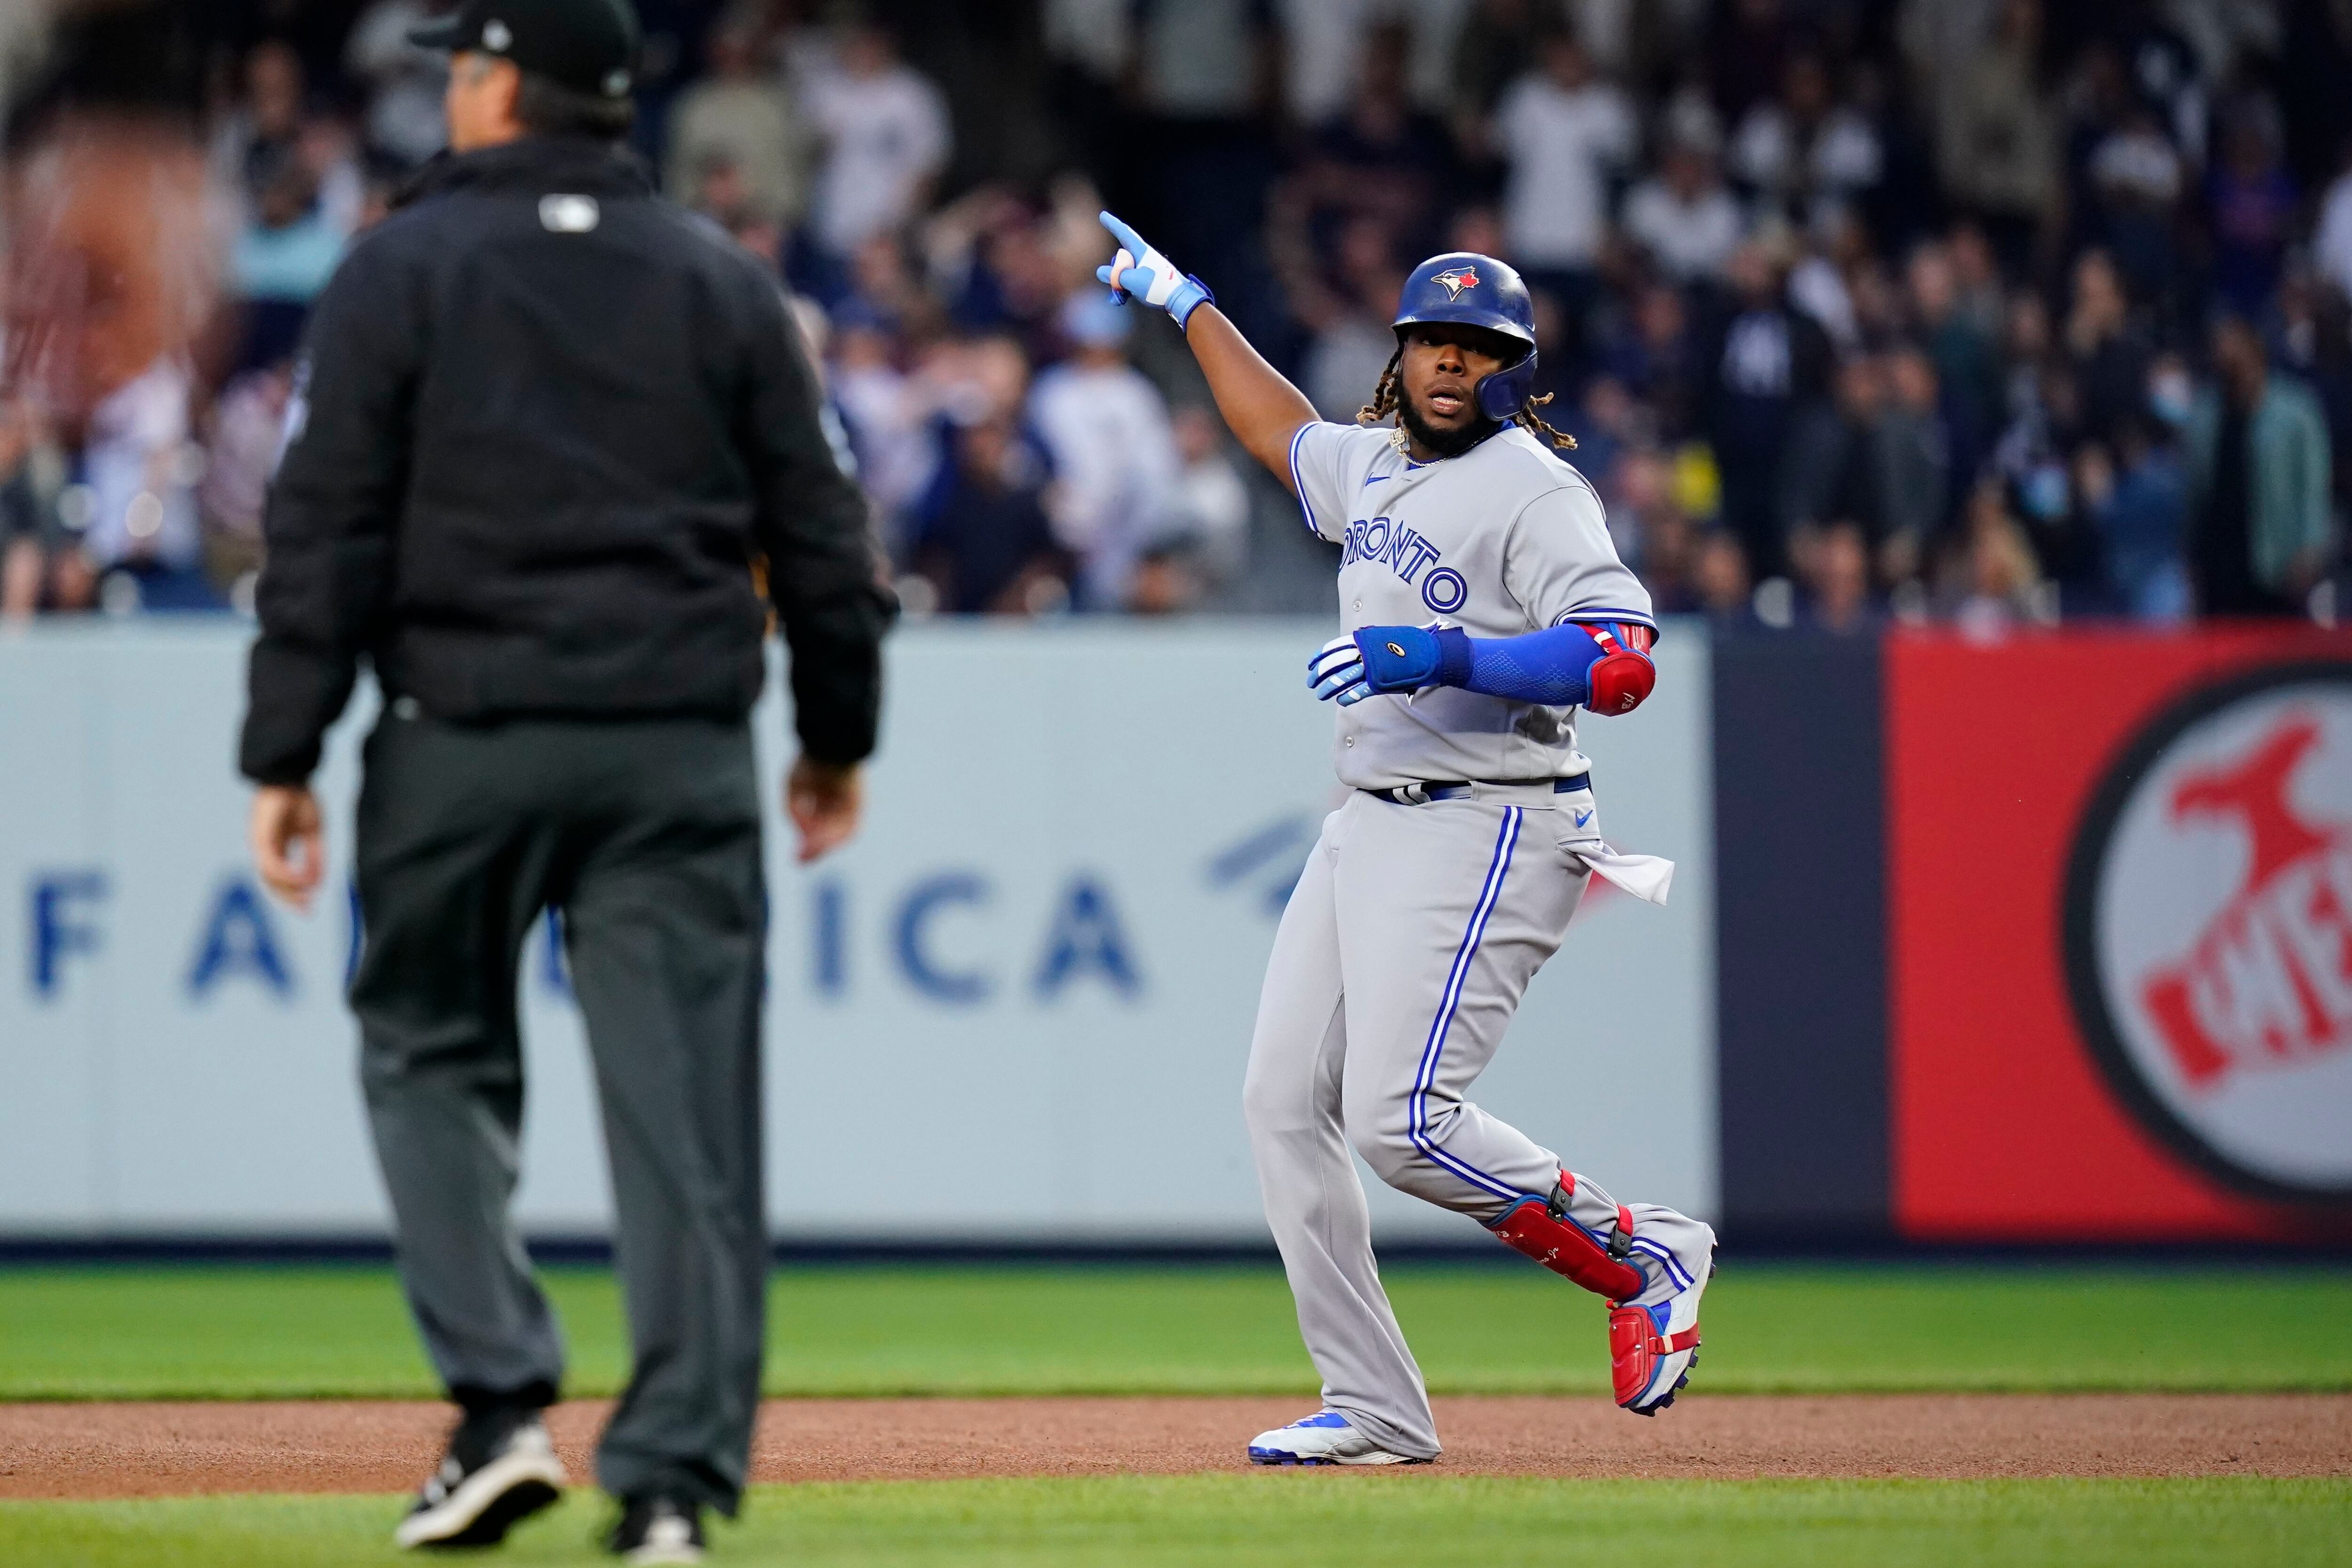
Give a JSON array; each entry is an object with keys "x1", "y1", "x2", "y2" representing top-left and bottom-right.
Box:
[{"x1": 1096, "y1": 215, "x2": 1715, "y2": 1465}]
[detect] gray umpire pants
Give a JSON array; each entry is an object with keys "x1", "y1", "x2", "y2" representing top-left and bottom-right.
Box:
[
  {"x1": 1243, "y1": 783, "x2": 1621, "y2": 1460},
  {"x1": 351, "y1": 707, "x2": 767, "y2": 1514}
]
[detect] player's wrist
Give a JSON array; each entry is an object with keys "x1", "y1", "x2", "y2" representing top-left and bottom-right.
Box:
[
  {"x1": 1431, "y1": 626, "x2": 1473, "y2": 688},
  {"x1": 1166, "y1": 274, "x2": 1213, "y2": 329}
]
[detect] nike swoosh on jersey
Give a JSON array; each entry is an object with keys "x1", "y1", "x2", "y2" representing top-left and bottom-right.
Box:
[
  {"x1": 1362, "y1": 473, "x2": 1392, "y2": 486},
  {"x1": 1574, "y1": 809, "x2": 1594, "y2": 827}
]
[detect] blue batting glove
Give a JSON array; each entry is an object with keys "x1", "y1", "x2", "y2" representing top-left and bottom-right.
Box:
[
  {"x1": 1308, "y1": 626, "x2": 1472, "y2": 705},
  {"x1": 1096, "y1": 211, "x2": 1214, "y2": 328}
]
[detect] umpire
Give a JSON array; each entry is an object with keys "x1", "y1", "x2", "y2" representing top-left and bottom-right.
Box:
[{"x1": 238, "y1": 0, "x2": 891, "y2": 1559}]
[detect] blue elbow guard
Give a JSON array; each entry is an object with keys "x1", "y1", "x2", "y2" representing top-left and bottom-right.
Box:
[{"x1": 1452, "y1": 622, "x2": 1656, "y2": 712}]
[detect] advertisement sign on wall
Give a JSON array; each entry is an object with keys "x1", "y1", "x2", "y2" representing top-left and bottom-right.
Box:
[
  {"x1": 2064, "y1": 661, "x2": 2352, "y2": 1204},
  {"x1": 1887, "y1": 626, "x2": 2352, "y2": 1241},
  {"x1": 0, "y1": 620, "x2": 1716, "y2": 1242}
]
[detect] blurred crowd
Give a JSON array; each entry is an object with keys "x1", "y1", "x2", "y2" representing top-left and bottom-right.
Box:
[{"x1": 3, "y1": 0, "x2": 2349, "y2": 630}]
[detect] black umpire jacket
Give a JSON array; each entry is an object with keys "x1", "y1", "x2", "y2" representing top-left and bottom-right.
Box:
[{"x1": 238, "y1": 136, "x2": 892, "y2": 786}]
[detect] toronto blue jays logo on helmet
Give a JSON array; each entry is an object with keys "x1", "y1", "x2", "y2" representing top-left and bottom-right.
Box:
[{"x1": 1430, "y1": 266, "x2": 1479, "y2": 299}]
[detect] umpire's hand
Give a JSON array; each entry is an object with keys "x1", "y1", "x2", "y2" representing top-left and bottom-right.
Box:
[
  {"x1": 787, "y1": 758, "x2": 863, "y2": 864},
  {"x1": 251, "y1": 784, "x2": 325, "y2": 911}
]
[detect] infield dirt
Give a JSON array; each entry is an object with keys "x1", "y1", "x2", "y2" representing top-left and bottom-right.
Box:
[{"x1": 0, "y1": 1394, "x2": 2344, "y2": 1499}]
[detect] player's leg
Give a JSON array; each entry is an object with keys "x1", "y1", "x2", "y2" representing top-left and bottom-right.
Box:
[
  {"x1": 559, "y1": 718, "x2": 768, "y2": 1522},
  {"x1": 1331, "y1": 793, "x2": 1581, "y2": 1214},
  {"x1": 350, "y1": 713, "x2": 570, "y2": 1546},
  {"x1": 1241, "y1": 808, "x2": 1439, "y2": 1464},
  {"x1": 1331, "y1": 791, "x2": 1716, "y2": 1412}
]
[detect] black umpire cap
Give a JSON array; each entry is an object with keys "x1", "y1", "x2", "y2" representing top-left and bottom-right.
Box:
[{"x1": 409, "y1": 0, "x2": 641, "y2": 99}]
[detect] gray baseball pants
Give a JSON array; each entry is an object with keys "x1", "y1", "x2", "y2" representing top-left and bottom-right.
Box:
[
  {"x1": 351, "y1": 709, "x2": 768, "y2": 1514},
  {"x1": 1242, "y1": 782, "x2": 1678, "y2": 1459}
]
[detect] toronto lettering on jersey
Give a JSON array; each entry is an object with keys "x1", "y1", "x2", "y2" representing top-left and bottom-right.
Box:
[{"x1": 1340, "y1": 514, "x2": 1470, "y2": 615}]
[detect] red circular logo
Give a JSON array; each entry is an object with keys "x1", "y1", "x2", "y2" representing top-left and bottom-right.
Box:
[{"x1": 2064, "y1": 661, "x2": 2352, "y2": 1204}]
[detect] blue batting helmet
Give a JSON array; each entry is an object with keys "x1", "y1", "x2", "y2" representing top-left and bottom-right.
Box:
[{"x1": 1392, "y1": 252, "x2": 1539, "y2": 422}]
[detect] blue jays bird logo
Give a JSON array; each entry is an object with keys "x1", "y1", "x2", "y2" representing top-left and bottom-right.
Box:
[{"x1": 1431, "y1": 266, "x2": 1479, "y2": 298}]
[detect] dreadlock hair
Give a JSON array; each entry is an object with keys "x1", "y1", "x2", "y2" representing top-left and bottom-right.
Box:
[
  {"x1": 1356, "y1": 344, "x2": 1579, "y2": 450},
  {"x1": 1356, "y1": 347, "x2": 1404, "y2": 427},
  {"x1": 1512, "y1": 389, "x2": 1578, "y2": 450}
]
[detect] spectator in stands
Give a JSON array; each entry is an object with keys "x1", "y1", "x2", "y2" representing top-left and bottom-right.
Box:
[
  {"x1": 1565, "y1": 374, "x2": 1637, "y2": 505},
  {"x1": 1028, "y1": 291, "x2": 1182, "y2": 609},
  {"x1": 2275, "y1": 264, "x2": 2352, "y2": 531},
  {"x1": 2311, "y1": 138, "x2": 2352, "y2": 305},
  {"x1": 1621, "y1": 126, "x2": 1744, "y2": 285},
  {"x1": 1290, "y1": 22, "x2": 1457, "y2": 263},
  {"x1": 212, "y1": 42, "x2": 363, "y2": 233},
  {"x1": 1700, "y1": 238, "x2": 1833, "y2": 578},
  {"x1": 1906, "y1": 240, "x2": 1998, "y2": 487},
  {"x1": 1944, "y1": 222, "x2": 2006, "y2": 340},
  {"x1": 1124, "y1": 399, "x2": 1262, "y2": 613},
  {"x1": 36, "y1": 0, "x2": 2352, "y2": 629},
  {"x1": 211, "y1": 42, "x2": 363, "y2": 371},
  {"x1": 929, "y1": 187, "x2": 1090, "y2": 349},
  {"x1": 1798, "y1": 518, "x2": 1876, "y2": 633},
  {"x1": 344, "y1": 0, "x2": 450, "y2": 166},
  {"x1": 1601, "y1": 278, "x2": 1701, "y2": 440},
  {"x1": 1933, "y1": 0, "x2": 2058, "y2": 271},
  {"x1": 1878, "y1": 343, "x2": 1952, "y2": 586},
  {"x1": 829, "y1": 309, "x2": 936, "y2": 558},
  {"x1": 76, "y1": 360, "x2": 212, "y2": 610},
  {"x1": 1612, "y1": 447, "x2": 1700, "y2": 612},
  {"x1": 803, "y1": 23, "x2": 950, "y2": 265},
  {"x1": 907, "y1": 412, "x2": 1068, "y2": 616},
  {"x1": 0, "y1": 400, "x2": 79, "y2": 617},
  {"x1": 1492, "y1": 33, "x2": 1636, "y2": 351},
  {"x1": 1124, "y1": 0, "x2": 1280, "y2": 339},
  {"x1": 1783, "y1": 352, "x2": 1891, "y2": 553},
  {"x1": 1726, "y1": 49, "x2": 1882, "y2": 237},
  {"x1": 2064, "y1": 248, "x2": 2151, "y2": 447},
  {"x1": 2206, "y1": 99, "x2": 2298, "y2": 320},
  {"x1": 198, "y1": 363, "x2": 296, "y2": 606},
  {"x1": 842, "y1": 229, "x2": 946, "y2": 339},
  {"x1": 1692, "y1": 527, "x2": 1760, "y2": 631},
  {"x1": 230, "y1": 147, "x2": 349, "y2": 318},
  {"x1": 1708, "y1": 0, "x2": 1795, "y2": 125},
  {"x1": 665, "y1": 19, "x2": 809, "y2": 231},
  {"x1": 1153, "y1": 404, "x2": 1252, "y2": 591},
  {"x1": 1293, "y1": 214, "x2": 1405, "y2": 423},
  {"x1": 1449, "y1": 0, "x2": 1564, "y2": 150},
  {"x1": 1944, "y1": 475, "x2": 2048, "y2": 633},
  {"x1": 211, "y1": 39, "x2": 307, "y2": 210},
  {"x1": 2081, "y1": 418, "x2": 2191, "y2": 623},
  {"x1": 2185, "y1": 316, "x2": 2335, "y2": 617},
  {"x1": 2082, "y1": 103, "x2": 2185, "y2": 309}
]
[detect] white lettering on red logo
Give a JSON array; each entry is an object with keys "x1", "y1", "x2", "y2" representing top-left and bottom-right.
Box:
[{"x1": 2068, "y1": 669, "x2": 2352, "y2": 1200}]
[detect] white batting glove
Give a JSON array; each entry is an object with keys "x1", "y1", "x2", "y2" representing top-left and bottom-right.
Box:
[
  {"x1": 1096, "y1": 211, "x2": 1213, "y2": 328},
  {"x1": 1308, "y1": 634, "x2": 1375, "y2": 706}
]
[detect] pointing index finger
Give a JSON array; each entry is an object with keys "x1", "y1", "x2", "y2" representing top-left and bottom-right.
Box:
[{"x1": 1098, "y1": 210, "x2": 1148, "y2": 259}]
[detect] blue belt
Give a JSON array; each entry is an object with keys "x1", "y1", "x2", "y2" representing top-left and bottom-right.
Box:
[{"x1": 1367, "y1": 773, "x2": 1589, "y2": 806}]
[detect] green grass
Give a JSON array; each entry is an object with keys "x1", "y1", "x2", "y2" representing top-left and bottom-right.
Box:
[
  {"x1": 1, "y1": 1478, "x2": 2345, "y2": 1567},
  {"x1": 1, "y1": 1263, "x2": 2348, "y2": 1400}
]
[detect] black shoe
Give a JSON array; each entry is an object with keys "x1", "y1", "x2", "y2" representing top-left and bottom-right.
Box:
[
  {"x1": 393, "y1": 1405, "x2": 567, "y2": 1549},
  {"x1": 608, "y1": 1495, "x2": 706, "y2": 1564}
]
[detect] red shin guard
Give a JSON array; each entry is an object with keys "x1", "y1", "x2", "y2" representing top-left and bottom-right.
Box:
[
  {"x1": 1487, "y1": 1188, "x2": 1645, "y2": 1303},
  {"x1": 1610, "y1": 1304, "x2": 1701, "y2": 1409}
]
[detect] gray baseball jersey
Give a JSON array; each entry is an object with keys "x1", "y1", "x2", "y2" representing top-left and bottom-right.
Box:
[
  {"x1": 1241, "y1": 418, "x2": 1707, "y2": 1461},
  {"x1": 1286, "y1": 420, "x2": 1655, "y2": 791}
]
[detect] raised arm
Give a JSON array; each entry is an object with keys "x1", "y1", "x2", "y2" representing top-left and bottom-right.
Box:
[{"x1": 1096, "y1": 212, "x2": 1317, "y2": 485}]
